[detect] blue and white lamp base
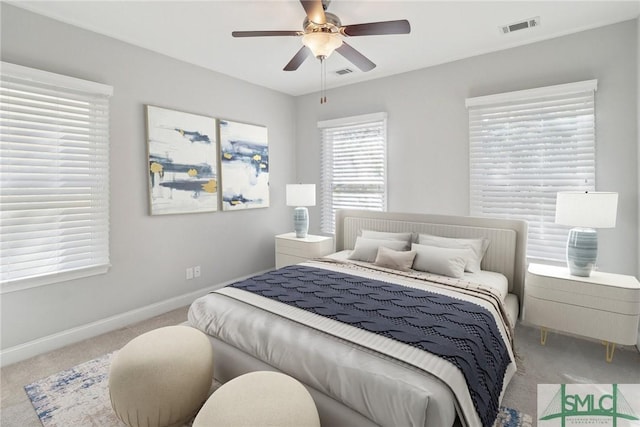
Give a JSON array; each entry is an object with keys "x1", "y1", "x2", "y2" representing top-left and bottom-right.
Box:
[
  {"x1": 566, "y1": 227, "x2": 597, "y2": 277},
  {"x1": 293, "y1": 207, "x2": 309, "y2": 238}
]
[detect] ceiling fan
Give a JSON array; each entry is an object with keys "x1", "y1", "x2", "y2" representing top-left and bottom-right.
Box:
[{"x1": 231, "y1": 0, "x2": 411, "y2": 73}]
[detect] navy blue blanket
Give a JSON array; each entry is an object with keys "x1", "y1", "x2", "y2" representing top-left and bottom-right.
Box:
[{"x1": 230, "y1": 265, "x2": 511, "y2": 427}]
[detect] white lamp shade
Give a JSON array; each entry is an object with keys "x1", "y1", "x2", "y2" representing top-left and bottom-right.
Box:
[
  {"x1": 302, "y1": 32, "x2": 342, "y2": 58},
  {"x1": 555, "y1": 191, "x2": 618, "y2": 228},
  {"x1": 286, "y1": 184, "x2": 316, "y2": 207}
]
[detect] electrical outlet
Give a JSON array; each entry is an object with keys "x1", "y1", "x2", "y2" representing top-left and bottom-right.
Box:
[
  {"x1": 186, "y1": 267, "x2": 194, "y2": 280},
  {"x1": 194, "y1": 265, "x2": 201, "y2": 278}
]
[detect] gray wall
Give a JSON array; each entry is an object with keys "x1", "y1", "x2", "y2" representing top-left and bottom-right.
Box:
[
  {"x1": 296, "y1": 20, "x2": 639, "y2": 277},
  {"x1": 0, "y1": 4, "x2": 297, "y2": 350}
]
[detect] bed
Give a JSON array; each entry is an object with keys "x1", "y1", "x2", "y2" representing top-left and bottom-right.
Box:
[{"x1": 188, "y1": 209, "x2": 528, "y2": 427}]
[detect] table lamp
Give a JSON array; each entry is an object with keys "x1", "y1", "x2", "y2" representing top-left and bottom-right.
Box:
[
  {"x1": 286, "y1": 184, "x2": 316, "y2": 238},
  {"x1": 555, "y1": 191, "x2": 618, "y2": 277}
]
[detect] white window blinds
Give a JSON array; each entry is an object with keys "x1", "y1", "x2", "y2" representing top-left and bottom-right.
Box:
[
  {"x1": 1, "y1": 62, "x2": 113, "y2": 292},
  {"x1": 319, "y1": 113, "x2": 387, "y2": 234},
  {"x1": 466, "y1": 80, "x2": 597, "y2": 262}
]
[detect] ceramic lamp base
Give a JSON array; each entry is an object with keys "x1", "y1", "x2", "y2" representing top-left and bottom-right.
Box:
[
  {"x1": 293, "y1": 207, "x2": 309, "y2": 238},
  {"x1": 566, "y1": 227, "x2": 597, "y2": 277}
]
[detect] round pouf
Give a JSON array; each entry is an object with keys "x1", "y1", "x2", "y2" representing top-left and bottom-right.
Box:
[
  {"x1": 193, "y1": 371, "x2": 320, "y2": 427},
  {"x1": 109, "y1": 325, "x2": 214, "y2": 427}
]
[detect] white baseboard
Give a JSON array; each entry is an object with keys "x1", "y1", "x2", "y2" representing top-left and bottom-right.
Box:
[{"x1": 0, "y1": 270, "x2": 269, "y2": 367}]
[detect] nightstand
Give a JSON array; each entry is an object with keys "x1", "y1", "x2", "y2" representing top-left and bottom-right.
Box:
[
  {"x1": 524, "y1": 263, "x2": 640, "y2": 362},
  {"x1": 275, "y1": 233, "x2": 334, "y2": 269}
]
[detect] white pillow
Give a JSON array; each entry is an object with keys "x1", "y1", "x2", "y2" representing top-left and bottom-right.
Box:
[
  {"x1": 374, "y1": 246, "x2": 416, "y2": 271},
  {"x1": 417, "y1": 234, "x2": 489, "y2": 273},
  {"x1": 348, "y1": 237, "x2": 408, "y2": 263},
  {"x1": 411, "y1": 243, "x2": 470, "y2": 278},
  {"x1": 361, "y1": 230, "x2": 413, "y2": 250}
]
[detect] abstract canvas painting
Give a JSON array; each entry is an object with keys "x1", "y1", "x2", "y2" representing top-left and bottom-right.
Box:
[
  {"x1": 146, "y1": 105, "x2": 218, "y2": 215},
  {"x1": 219, "y1": 120, "x2": 269, "y2": 210}
]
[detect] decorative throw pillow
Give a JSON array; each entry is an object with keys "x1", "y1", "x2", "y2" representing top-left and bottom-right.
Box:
[
  {"x1": 374, "y1": 246, "x2": 417, "y2": 271},
  {"x1": 417, "y1": 234, "x2": 489, "y2": 272},
  {"x1": 348, "y1": 237, "x2": 408, "y2": 263},
  {"x1": 411, "y1": 243, "x2": 470, "y2": 278},
  {"x1": 361, "y1": 230, "x2": 413, "y2": 250}
]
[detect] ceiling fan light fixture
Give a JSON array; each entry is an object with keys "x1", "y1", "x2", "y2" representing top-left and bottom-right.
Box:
[{"x1": 302, "y1": 31, "x2": 342, "y2": 58}]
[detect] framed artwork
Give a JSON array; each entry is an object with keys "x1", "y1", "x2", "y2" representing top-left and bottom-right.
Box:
[
  {"x1": 219, "y1": 120, "x2": 269, "y2": 210},
  {"x1": 146, "y1": 105, "x2": 218, "y2": 215}
]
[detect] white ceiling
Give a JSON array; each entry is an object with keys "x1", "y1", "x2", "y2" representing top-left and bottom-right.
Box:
[{"x1": 10, "y1": 1, "x2": 640, "y2": 96}]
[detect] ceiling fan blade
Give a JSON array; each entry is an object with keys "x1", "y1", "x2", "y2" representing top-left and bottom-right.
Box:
[
  {"x1": 341, "y1": 20, "x2": 411, "y2": 37},
  {"x1": 335, "y1": 42, "x2": 376, "y2": 72},
  {"x1": 300, "y1": 0, "x2": 326, "y2": 25},
  {"x1": 232, "y1": 30, "x2": 302, "y2": 38},
  {"x1": 284, "y1": 47, "x2": 311, "y2": 71}
]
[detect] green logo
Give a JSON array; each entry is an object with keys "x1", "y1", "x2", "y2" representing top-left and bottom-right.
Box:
[{"x1": 539, "y1": 384, "x2": 639, "y2": 426}]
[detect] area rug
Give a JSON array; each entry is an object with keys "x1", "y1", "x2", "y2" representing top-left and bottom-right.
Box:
[{"x1": 25, "y1": 352, "x2": 532, "y2": 427}]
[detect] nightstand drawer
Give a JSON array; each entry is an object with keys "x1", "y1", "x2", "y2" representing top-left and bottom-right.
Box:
[
  {"x1": 275, "y1": 234, "x2": 334, "y2": 258},
  {"x1": 526, "y1": 267, "x2": 640, "y2": 315},
  {"x1": 276, "y1": 253, "x2": 308, "y2": 269},
  {"x1": 275, "y1": 233, "x2": 335, "y2": 269},
  {"x1": 525, "y1": 294, "x2": 639, "y2": 345}
]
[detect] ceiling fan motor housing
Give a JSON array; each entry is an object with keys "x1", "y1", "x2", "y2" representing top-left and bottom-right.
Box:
[{"x1": 303, "y1": 12, "x2": 342, "y2": 32}]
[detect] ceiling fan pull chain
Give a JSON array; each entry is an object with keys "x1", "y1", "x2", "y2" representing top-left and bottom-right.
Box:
[
  {"x1": 323, "y1": 57, "x2": 327, "y2": 104},
  {"x1": 320, "y1": 56, "x2": 326, "y2": 104},
  {"x1": 319, "y1": 56, "x2": 323, "y2": 104}
]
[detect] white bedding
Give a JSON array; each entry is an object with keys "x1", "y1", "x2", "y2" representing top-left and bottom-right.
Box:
[
  {"x1": 326, "y1": 250, "x2": 509, "y2": 301},
  {"x1": 188, "y1": 258, "x2": 516, "y2": 427}
]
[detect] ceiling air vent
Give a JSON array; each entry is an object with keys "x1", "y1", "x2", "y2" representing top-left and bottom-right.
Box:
[
  {"x1": 335, "y1": 68, "x2": 353, "y2": 76},
  {"x1": 501, "y1": 16, "x2": 540, "y2": 34}
]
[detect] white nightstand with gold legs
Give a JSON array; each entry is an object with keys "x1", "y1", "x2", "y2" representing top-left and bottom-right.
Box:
[{"x1": 524, "y1": 263, "x2": 640, "y2": 363}]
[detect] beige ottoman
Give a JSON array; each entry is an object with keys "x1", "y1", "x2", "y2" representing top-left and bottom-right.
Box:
[
  {"x1": 193, "y1": 371, "x2": 320, "y2": 427},
  {"x1": 109, "y1": 325, "x2": 214, "y2": 427}
]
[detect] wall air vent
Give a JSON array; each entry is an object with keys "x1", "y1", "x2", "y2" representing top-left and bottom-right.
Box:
[
  {"x1": 501, "y1": 16, "x2": 540, "y2": 34},
  {"x1": 335, "y1": 68, "x2": 353, "y2": 76}
]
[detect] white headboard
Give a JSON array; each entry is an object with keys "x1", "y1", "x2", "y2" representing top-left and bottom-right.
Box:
[{"x1": 335, "y1": 210, "x2": 528, "y2": 305}]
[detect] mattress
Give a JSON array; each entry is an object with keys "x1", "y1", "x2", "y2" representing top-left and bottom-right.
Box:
[{"x1": 189, "y1": 257, "x2": 516, "y2": 427}]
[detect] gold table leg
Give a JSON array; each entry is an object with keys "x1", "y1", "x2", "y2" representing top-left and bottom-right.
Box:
[
  {"x1": 604, "y1": 341, "x2": 616, "y2": 363},
  {"x1": 540, "y1": 327, "x2": 548, "y2": 345}
]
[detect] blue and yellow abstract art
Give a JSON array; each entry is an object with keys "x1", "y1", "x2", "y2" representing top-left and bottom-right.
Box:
[
  {"x1": 146, "y1": 105, "x2": 218, "y2": 215},
  {"x1": 220, "y1": 120, "x2": 269, "y2": 210}
]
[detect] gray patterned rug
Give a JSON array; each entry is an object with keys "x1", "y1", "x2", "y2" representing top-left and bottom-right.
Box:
[
  {"x1": 25, "y1": 352, "x2": 532, "y2": 427},
  {"x1": 25, "y1": 352, "x2": 122, "y2": 427}
]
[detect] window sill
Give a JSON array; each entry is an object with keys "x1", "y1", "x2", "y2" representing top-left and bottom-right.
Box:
[{"x1": 1, "y1": 264, "x2": 111, "y2": 294}]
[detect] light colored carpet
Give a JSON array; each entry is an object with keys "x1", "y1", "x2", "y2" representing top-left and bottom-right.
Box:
[
  {"x1": 500, "y1": 323, "x2": 640, "y2": 419},
  {"x1": 23, "y1": 351, "x2": 530, "y2": 427}
]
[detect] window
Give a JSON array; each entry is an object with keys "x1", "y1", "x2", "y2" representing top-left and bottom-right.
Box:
[
  {"x1": 0, "y1": 62, "x2": 113, "y2": 292},
  {"x1": 319, "y1": 113, "x2": 387, "y2": 234},
  {"x1": 466, "y1": 80, "x2": 597, "y2": 263}
]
